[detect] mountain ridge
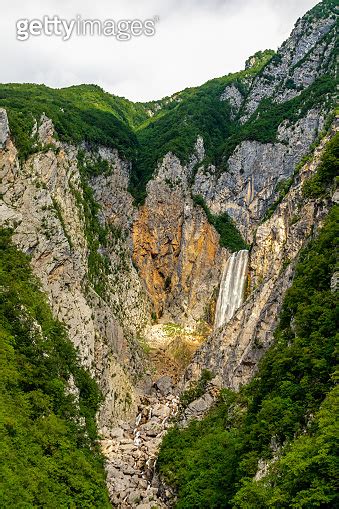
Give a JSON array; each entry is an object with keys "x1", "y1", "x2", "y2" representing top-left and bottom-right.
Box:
[{"x1": 0, "y1": 0, "x2": 336, "y2": 203}]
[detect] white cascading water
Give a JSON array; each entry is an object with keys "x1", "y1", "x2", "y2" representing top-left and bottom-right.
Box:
[{"x1": 214, "y1": 250, "x2": 249, "y2": 330}]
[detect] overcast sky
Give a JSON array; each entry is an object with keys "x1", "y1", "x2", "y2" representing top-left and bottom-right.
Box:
[{"x1": 1, "y1": 0, "x2": 318, "y2": 102}]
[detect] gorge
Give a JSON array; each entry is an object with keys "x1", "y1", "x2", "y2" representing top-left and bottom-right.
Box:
[{"x1": 0, "y1": 1, "x2": 338, "y2": 507}]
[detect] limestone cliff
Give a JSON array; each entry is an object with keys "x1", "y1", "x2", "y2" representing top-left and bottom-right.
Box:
[
  {"x1": 0, "y1": 113, "x2": 149, "y2": 431},
  {"x1": 240, "y1": 6, "x2": 336, "y2": 121},
  {"x1": 185, "y1": 122, "x2": 337, "y2": 392},
  {"x1": 193, "y1": 108, "x2": 328, "y2": 241},
  {"x1": 193, "y1": 2, "x2": 336, "y2": 240}
]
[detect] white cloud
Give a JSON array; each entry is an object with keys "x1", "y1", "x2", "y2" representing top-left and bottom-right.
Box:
[{"x1": 1, "y1": 0, "x2": 318, "y2": 101}]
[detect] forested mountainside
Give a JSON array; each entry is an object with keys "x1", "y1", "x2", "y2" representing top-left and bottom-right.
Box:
[
  {"x1": 0, "y1": 230, "x2": 110, "y2": 506},
  {"x1": 0, "y1": 0, "x2": 338, "y2": 507}
]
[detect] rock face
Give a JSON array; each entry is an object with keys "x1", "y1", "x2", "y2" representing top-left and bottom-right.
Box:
[
  {"x1": 132, "y1": 143, "x2": 228, "y2": 324},
  {"x1": 240, "y1": 8, "x2": 336, "y2": 121},
  {"x1": 89, "y1": 152, "x2": 151, "y2": 340},
  {"x1": 0, "y1": 114, "x2": 227, "y2": 505},
  {"x1": 185, "y1": 126, "x2": 336, "y2": 391},
  {"x1": 154, "y1": 376, "x2": 173, "y2": 396},
  {"x1": 0, "y1": 114, "x2": 149, "y2": 431},
  {"x1": 0, "y1": 108, "x2": 9, "y2": 148},
  {"x1": 220, "y1": 83, "x2": 244, "y2": 119},
  {"x1": 193, "y1": 108, "x2": 327, "y2": 241},
  {"x1": 194, "y1": 3, "x2": 336, "y2": 241}
]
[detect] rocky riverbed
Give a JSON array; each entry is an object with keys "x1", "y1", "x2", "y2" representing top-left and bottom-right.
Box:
[
  {"x1": 100, "y1": 377, "x2": 179, "y2": 508},
  {"x1": 97, "y1": 322, "x2": 217, "y2": 508}
]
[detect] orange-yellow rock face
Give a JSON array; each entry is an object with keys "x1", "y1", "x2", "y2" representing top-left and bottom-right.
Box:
[
  {"x1": 132, "y1": 190, "x2": 224, "y2": 324},
  {"x1": 132, "y1": 202, "x2": 182, "y2": 316}
]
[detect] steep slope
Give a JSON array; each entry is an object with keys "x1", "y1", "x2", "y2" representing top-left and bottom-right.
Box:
[
  {"x1": 0, "y1": 230, "x2": 110, "y2": 507},
  {"x1": 192, "y1": 0, "x2": 336, "y2": 238},
  {"x1": 131, "y1": 50, "x2": 275, "y2": 202},
  {"x1": 0, "y1": 112, "x2": 149, "y2": 433},
  {"x1": 0, "y1": 83, "x2": 147, "y2": 162},
  {"x1": 132, "y1": 143, "x2": 227, "y2": 323}
]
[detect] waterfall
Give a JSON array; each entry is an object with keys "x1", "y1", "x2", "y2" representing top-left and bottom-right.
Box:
[{"x1": 214, "y1": 250, "x2": 249, "y2": 330}]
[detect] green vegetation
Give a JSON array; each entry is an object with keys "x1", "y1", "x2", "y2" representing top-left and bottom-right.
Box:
[
  {"x1": 0, "y1": 229, "x2": 110, "y2": 507},
  {"x1": 0, "y1": 83, "x2": 142, "y2": 161},
  {"x1": 52, "y1": 198, "x2": 73, "y2": 250},
  {"x1": 0, "y1": 51, "x2": 273, "y2": 204},
  {"x1": 157, "y1": 202, "x2": 339, "y2": 508},
  {"x1": 232, "y1": 386, "x2": 339, "y2": 507},
  {"x1": 131, "y1": 52, "x2": 275, "y2": 203},
  {"x1": 179, "y1": 369, "x2": 213, "y2": 411},
  {"x1": 2, "y1": 74, "x2": 334, "y2": 253},
  {"x1": 263, "y1": 115, "x2": 338, "y2": 222},
  {"x1": 245, "y1": 50, "x2": 275, "y2": 69},
  {"x1": 1, "y1": 71, "x2": 335, "y2": 208},
  {"x1": 192, "y1": 194, "x2": 248, "y2": 252},
  {"x1": 303, "y1": 0, "x2": 338, "y2": 21},
  {"x1": 74, "y1": 151, "x2": 111, "y2": 298},
  {"x1": 303, "y1": 132, "x2": 339, "y2": 198}
]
